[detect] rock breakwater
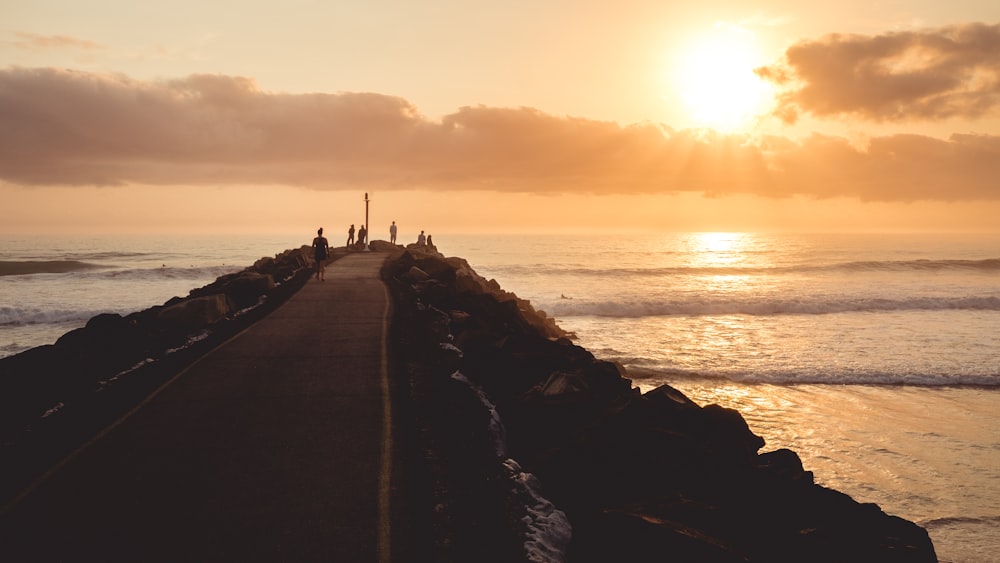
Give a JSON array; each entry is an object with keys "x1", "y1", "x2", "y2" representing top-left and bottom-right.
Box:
[{"x1": 385, "y1": 246, "x2": 938, "y2": 562}]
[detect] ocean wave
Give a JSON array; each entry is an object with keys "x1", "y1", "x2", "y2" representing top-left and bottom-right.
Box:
[
  {"x1": 920, "y1": 516, "x2": 1000, "y2": 528},
  {"x1": 70, "y1": 251, "x2": 161, "y2": 261},
  {"x1": 0, "y1": 260, "x2": 105, "y2": 276},
  {"x1": 0, "y1": 341, "x2": 32, "y2": 357},
  {"x1": 540, "y1": 295, "x2": 1000, "y2": 318},
  {"x1": 0, "y1": 305, "x2": 106, "y2": 327},
  {"x1": 624, "y1": 366, "x2": 1000, "y2": 388},
  {"x1": 495, "y1": 258, "x2": 1000, "y2": 278},
  {"x1": 836, "y1": 258, "x2": 1000, "y2": 272},
  {"x1": 85, "y1": 265, "x2": 241, "y2": 281},
  {"x1": 921, "y1": 515, "x2": 1000, "y2": 529},
  {"x1": 0, "y1": 259, "x2": 242, "y2": 280}
]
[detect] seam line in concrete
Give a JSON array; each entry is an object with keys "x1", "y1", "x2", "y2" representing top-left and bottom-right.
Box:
[{"x1": 377, "y1": 280, "x2": 393, "y2": 563}]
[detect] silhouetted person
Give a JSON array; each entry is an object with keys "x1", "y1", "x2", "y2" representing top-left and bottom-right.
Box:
[
  {"x1": 358, "y1": 224, "x2": 367, "y2": 245},
  {"x1": 390, "y1": 221, "x2": 397, "y2": 245},
  {"x1": 347, "y1": 224, "x2": 355, "y2": 246},
  {"x1": 312, "y1": 227, "x2": 330, "y2": 281},
  {"x1": 417, "y1": 230, "x2": 425, "y2": 246},
  {"x1": 427, "y1": 234, "x2": 434, "y2": 247}
]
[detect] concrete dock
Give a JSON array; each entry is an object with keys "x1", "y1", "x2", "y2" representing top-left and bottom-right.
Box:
[{"x1": 1, "y1": 253, "x2": 397, "y2": 562}]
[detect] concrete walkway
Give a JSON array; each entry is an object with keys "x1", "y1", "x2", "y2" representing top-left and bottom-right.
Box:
[{"x1": 1, "y1": 253, "x2": 396, "y2": 562}]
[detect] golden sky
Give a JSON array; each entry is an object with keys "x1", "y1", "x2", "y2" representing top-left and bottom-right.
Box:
[{"x1": 2, "y1": 0, "x2": 999, "y2": 234}]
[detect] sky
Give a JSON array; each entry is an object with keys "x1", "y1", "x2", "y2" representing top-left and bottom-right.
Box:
[{"x1": 2, "y1": 0, "x2": 999, "y2": 235}]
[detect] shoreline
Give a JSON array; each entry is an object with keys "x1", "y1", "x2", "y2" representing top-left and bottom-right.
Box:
[{"x1": 1, "y1": 242, "x2": 938, "y2": 561}]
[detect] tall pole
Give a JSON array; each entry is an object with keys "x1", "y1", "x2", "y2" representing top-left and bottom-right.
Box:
[{"x1": 364, "y1": 192, "x2": 370, "y2": 251}]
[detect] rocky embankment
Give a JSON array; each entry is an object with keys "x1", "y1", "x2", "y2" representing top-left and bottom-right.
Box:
[
  {"x1": 0, "y1": 244, "x2": 338, "y2": 502},
  {"x1": 386, "y1": 246, "x2": 938, "y2": 562}
]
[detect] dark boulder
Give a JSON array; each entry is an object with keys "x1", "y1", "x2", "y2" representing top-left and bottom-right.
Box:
[
  {"x1": 157, "y1": 293, "x2": 232, "y2": 331},
  {"x1": 221, "y1": 271, "x2": 275, "y2": 308}
]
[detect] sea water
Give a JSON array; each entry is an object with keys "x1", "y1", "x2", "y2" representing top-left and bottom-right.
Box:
[
  {"x1": 0, "y1": 233, "x2": 306, "y2": 358},
  {"x1": 443, "y1": 232, "x2": 1000, "y2": 563},
  {"x1": 2, "y1": 231, "x2": 998, "y2": 562}
]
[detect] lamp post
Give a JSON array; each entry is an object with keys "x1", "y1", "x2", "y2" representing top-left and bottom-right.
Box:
[{"x1": 364, "y1": 192, "x2": 370, "y2": 251}]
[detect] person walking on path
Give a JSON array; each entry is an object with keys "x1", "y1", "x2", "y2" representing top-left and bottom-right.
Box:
[
  {"x1": 389, "y1": 221, "x2": 397, "y2": 245},
  {"x1": 312, "y1": 227, "x2": 330, "y2": 281},
  {"x1": 347, "y1": 224, "x2": 355, "y2": 247}
]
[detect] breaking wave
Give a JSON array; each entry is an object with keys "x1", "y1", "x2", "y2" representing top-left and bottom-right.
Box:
[
  {"x1": 541, "y1": 295, "x2": 1000, "y2": 318},
  {"x1": 0, "y1": 305, "x2": 104, "y2": 327},
  {"x1": 623, "y1": 365, "x2": 1000, "y2": 387},
  {"x1": 497, "y1": 258, "x2": 1000, "y2": 278},
  {"x1": 86, "y1": 265, "x2": 241, "y2": 281},
  {"x1": 0, "y1": 260, "x2": 239, "y2": 281},
  {"x1": 0, "y1": 260, "x2": 105, "y2": 276}
]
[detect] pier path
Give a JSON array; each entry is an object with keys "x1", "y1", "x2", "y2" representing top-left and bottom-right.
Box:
[{"x1": 1, "y1": 253, "x2": 399, "y2": 562}]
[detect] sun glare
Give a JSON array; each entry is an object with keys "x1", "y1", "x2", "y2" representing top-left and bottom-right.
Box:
[
  {"x1": 687, "y1": 232, "x2": 753, "y2": 268},
  {"x1": 671, "y1": 27, "x2": 774, "y2": 132}
]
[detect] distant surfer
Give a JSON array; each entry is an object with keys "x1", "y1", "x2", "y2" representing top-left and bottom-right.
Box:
[{"x1": 561, "y1": 293, "x2": 572, "y2": 299}]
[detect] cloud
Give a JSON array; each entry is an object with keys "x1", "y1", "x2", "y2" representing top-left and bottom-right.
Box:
[
  {"x1": 1, "y1": 67, "x2": 998, "y2": 201},
  {"x1": 757, "y1": 22, "x2": 1000, "y2": 122},
  {"x1": 10, "y1": 32, "x2": 104, "y2": 52}
]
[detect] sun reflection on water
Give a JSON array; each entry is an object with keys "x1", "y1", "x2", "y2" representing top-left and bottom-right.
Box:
[
  {"x1": 682, "y1": 232, "x2": 764, "y2": 295},
  {"x1": 686, "y1": 232, "x2": 752, "y2": 268}
]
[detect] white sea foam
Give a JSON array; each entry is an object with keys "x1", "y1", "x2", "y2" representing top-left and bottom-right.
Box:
[
  {"x1": 539, "y1": 295, "x2": 1000, "y2": 318},
  {"x1": 439, "y1": 342, "x2": 464, "y2": 357},
  {"x1": 497, "y1": 257, "x2": 1000, "y2": 279},
  {"x1": 502, "y1": 458, "x2": 572, "y2": 563},
  {"x1": 449, "y1": 369, "x2": 571, "y2": 562},
  {"x1": 40, "y1": 402, "x2": 65, "y2": 419},
  {"x1": 0, "y1": 305, "x2": 103, "y2": 327},
  {"x1": 230, "y1": 296, "x2": 268, "y2": 319},
  {"x1": 0, "y1": 260, "x2": 105, "y2": 276},
  {"x1": 627, "y1": 365, "x2": 1000, "y2": 387},
  {"x1": 165, "y1": 330, "x2": 211, "y2": 354},
  {"x1": 451, "y1": 370, "x2": 508, "y2": 457},
  {"x1": 88, "y1": 265, "x2": 242, "y2": 282}
]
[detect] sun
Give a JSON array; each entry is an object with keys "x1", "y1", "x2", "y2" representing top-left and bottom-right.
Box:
[{"x1": 671, "y1": 26, "x2": 774, "y2": 132}]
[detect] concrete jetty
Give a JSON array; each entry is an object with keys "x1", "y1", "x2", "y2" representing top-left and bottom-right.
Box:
[{"x1": 1, "y1": 253, "x2": 396, "y2": 562}]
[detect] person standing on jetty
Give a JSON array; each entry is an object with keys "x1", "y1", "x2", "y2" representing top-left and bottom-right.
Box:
[
  {"x1": 347, "y1": 224, "x2": 355, "y2": 247},
  {"x1": 312, "y1": 227, "x2": 330, "y2": 281},
  {"x1": 390, "y1": 221, "x2": 398, "y2": 245},
  {"x1": 417, "y1": 230, "x2": 426, "y2": 246},
  {"x1": 358, "y1": 224, "x2": 367, "y2": 245}
]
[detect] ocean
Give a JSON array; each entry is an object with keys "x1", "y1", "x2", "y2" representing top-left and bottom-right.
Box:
[
  {"x1": 0, "y1": 233, "x2": 307, "y2": 359},
  {"x1": 2, "y1": 231, "x2": 998, "y2": 562}
]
